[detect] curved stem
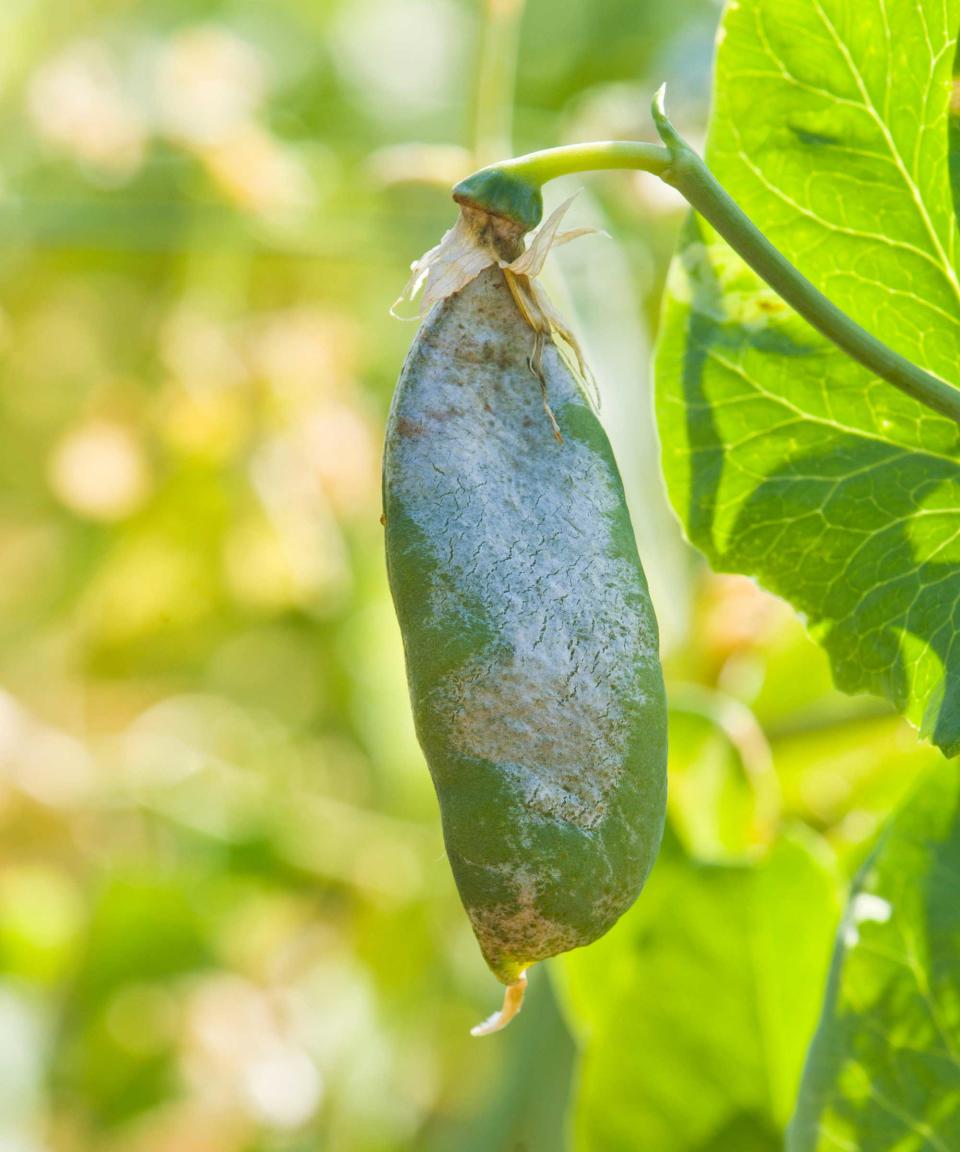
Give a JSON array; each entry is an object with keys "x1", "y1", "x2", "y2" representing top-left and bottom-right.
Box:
[
  {"x1": 452, "y1": 89, "x2": 960, "y2": 426},
  {"x1": 492, "y1": 139, "x2": 673, "y2": 185}
]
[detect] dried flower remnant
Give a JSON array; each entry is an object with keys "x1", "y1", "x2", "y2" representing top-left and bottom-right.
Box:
[{"x1": 394, "y1": 195, "x2": 603, "y2": 438}]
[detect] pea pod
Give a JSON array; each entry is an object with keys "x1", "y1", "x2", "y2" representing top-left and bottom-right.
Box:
[{"x1": 383, "y1": 260, "x2": 667, "y2": 1033}]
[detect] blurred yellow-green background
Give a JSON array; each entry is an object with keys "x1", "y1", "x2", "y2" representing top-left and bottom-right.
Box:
[{"x1": 0, "y1": 1, "x2": 947, "y2": 1149}]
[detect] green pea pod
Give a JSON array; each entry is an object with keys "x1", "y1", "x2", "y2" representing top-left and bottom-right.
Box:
[{"x1": 383, "y1": 263, "x2": 667, "y2": 1033}]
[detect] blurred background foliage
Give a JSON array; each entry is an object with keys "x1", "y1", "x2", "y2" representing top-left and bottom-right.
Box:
[{"x1": 0, "y1": 1, "x2": 948, "y2": 1149}]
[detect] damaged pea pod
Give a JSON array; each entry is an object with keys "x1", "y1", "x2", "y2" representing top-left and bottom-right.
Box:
[{"x1": 383, "y1": 202, "x2": 667, "y2": 1035}]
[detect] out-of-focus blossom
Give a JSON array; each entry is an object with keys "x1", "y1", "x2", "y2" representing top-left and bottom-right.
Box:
[
  {"x1": 565, "y1": 82, "x2": 652, "y2": 144},
  {"x1": 302, "y1": 403, "x2": 380, "y2": 516},
  {"x1": 160, "y1": 307, "x2": 248, "y2": 394},
  {"x1": 154, "y1": 25, "x2": 266, "y2": 147},
  {"x1": 150, "y1": 24, "x2": 315, "y2": 221},
  {"x1": 157, "y1": 384, "x2": 251, "y2": 463},
  {"x1": 251, "y1": 435, "x2": 341, "y2": 541},
  {"x1": 27, "y1": 41, "x2": 145, "y2": 178},
  {"x1": 157, "y1": 307, "x2": 251, "y2": 460},
  {"x1": 0, "y1": 690, "x2": 94, "y2": 808},
  {"x1": 290, "y1": 958, "x2": 425, "y2": 1145},
  {"x1": 244, "y1": 1043, "x2": 322, "y2": 1129},
  {"x1": 202, "y1": 126, "x2": 314, "y2": 220},
  {"x1": 701, "y1": 574, "x2": 794, "y2": 657},
  {"x1": 90, "y1": 1102, "x2": 248, "y2": 1152},
  {"x1": 242, "y1": 307, "x2": 380, "y2": 515},
  {"x1": 224, "y1": 439, "x2": 351, "y2": 612},
  {"x1": 121, "y1": 695, "x2": 239, "y2": 791},
  {"x1": 0, "y1": 984, "x2": 48, "y2": 1148},
  {"x1": 366, "y1": 142, "x2": 471, "y2": 188},
  {"x1": 247, "y1": 308, "x2": 358, "y2": 405},
  {"x1": 48, "y1": 419, "x2": 151, "y2": 521},
  {"x1": 183, "y1": 975, "x2": 323, "y2": 1129},
  {"x1": 14, "y1": 726, "x2": 95, "y2": 809},
  {"x1": 333, "y1": 0, "x2": 469, "y2": 117}
]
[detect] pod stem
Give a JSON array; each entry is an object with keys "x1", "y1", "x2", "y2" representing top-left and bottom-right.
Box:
[
  {"x1": 470, "y1": 970, "x2": 528, "y2": 1036},
  {"x1": 452, "y1": 86, "x2": 960, "y2": 427}
]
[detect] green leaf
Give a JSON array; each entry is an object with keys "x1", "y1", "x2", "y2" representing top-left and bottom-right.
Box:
[
  {"x1": 789, "y1": 759, "x2": 960, "y2": 1151},
  {"x1": 655, "y1": 0, "x2": 960, "y2": 755},
  {"x1": 556, "y1": 829, "x2": 841, "y2": 1151},
  {"x1": 951, "y1": 32, "x2": 960, "y2": 228}
]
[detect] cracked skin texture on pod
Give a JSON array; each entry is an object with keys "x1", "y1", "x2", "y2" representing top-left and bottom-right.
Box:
[{"x1": 383, "y1": 265, "x2": 667, "y2": 984}]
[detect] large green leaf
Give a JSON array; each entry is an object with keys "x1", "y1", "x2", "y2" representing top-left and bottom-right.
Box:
[
  {"x1": 556, "y1": 830, "x2": 840, "y2": 1151},
  {"x1": 655, "y1": 0, "x2": 960, "y2": 755},
  {"x1": 951, "y1": 30, "x2": 960, "y2": 226},
  {"x1": 789, "y1": 760, "x2": 960, "y2": 1151}
]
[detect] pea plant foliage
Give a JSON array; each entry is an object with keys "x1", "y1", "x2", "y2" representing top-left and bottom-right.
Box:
[
  {"x1": 393, "y1": 0, "x2": 960, "y2": 1145},
  {"x1": 657, "y1": 0, "x2": 960, "y2": 760},
  {"x1": 654, "y1": 1, "x2": 960, "y2": 1148}
]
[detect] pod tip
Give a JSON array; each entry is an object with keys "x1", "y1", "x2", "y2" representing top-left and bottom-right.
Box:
[{"x1": 470, "y1": 971, "x2": 528, "y2": 1037}]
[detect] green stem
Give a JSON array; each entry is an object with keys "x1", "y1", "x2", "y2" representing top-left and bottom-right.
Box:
[
  {"x1": 492, "y1": 139, "x2": 673, "y2": 185},
  {"x1": 453, "y1": 88, "x2": 960, "y2": 426}
]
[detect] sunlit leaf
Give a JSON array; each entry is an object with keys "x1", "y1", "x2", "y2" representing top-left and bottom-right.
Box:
[
  {"x1": 655, "y1": 0, "x2": 960, "y2": 754},
  {"x1": 557, "y1": 830, "x2": 841, "y2": 1151},
  {"x1": 789, "y1": 760, "x2": 960, "y2": 1151}
]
